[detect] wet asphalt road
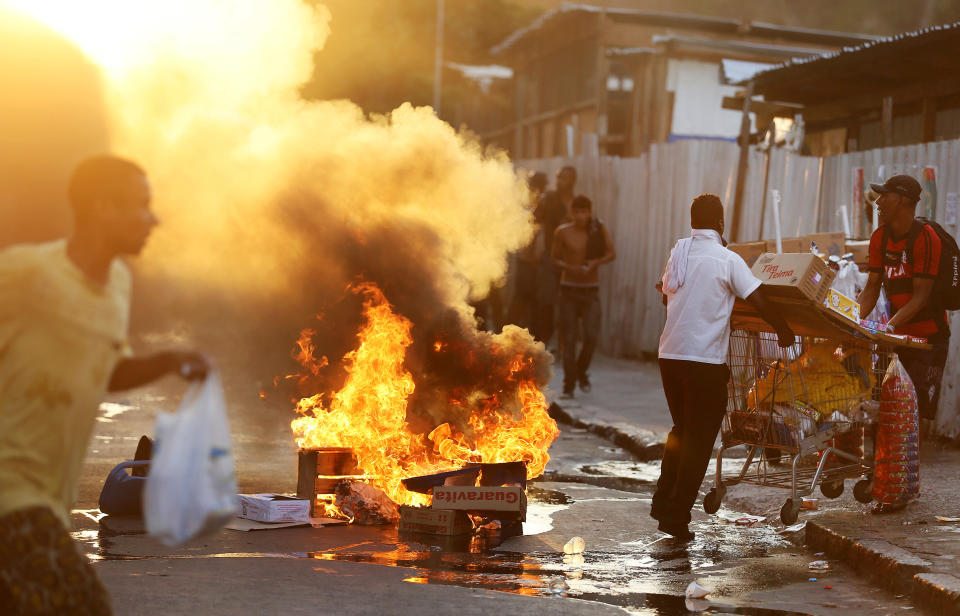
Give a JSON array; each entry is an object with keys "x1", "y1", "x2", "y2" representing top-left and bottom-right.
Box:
[{"x1": 71, "y1": 379, "x2": 929, "y2": 615}]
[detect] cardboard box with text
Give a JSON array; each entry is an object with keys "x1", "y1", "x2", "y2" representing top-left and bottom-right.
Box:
[
  {"x1": 431, "y1": 486, "x2": 526, "y2": 520},
  {"x1": 751, "y1": 253, "x2": 836, "y2": 304},
  {"x1": 398, "y1": 506, "x2": 472, "y2": 536}
]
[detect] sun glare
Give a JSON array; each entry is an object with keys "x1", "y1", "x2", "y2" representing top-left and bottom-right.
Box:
[{"x1": 2, "y1": 1, "x2": 155, "y2": 74}]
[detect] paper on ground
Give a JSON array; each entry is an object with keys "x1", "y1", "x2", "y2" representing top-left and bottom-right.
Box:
[{"x1": 716, "y1": 511, "x2": 765, "y2": 525}]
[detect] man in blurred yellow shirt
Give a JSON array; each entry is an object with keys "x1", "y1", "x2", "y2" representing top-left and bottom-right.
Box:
[{"x1": 0, "y1": 155, "x2": 208, "y2": 615}]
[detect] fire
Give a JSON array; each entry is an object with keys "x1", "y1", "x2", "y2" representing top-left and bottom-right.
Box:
[{"x1": 291, "y1": 282, "x2": 558, "y2": 510}]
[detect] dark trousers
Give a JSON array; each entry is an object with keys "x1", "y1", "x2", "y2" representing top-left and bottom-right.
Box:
[
  {"x1": 898, "y1": 342, "x2": 949, "y2": 421},
  {"x1": 559, "y1": 286, "x2": 601, "y2": 391},
  {"x1": 652, "y1": 359, "x2": 730, "y2": 526}
]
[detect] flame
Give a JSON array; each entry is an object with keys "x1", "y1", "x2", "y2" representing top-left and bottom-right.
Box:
[{"x1": 291, "y1": 283, "x2": 558, "y2": 510}]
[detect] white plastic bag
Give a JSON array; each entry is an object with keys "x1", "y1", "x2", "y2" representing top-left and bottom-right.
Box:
[{"x1": 144, "y1": 371, "x2": 238, "y2": 546}]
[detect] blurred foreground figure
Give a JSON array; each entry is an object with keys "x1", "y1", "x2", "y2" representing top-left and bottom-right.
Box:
[{"x1": 0, "y1": 155, "x2": 208, "y2": 614}]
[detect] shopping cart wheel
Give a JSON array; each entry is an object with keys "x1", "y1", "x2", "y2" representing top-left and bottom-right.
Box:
[
  {"x1": 853, "y1": 479, "x2": 873, "y2": 504},
  {"x1": 820, "y1": 480, "x2": 844, "y2": 499},
  {"x1": 780, "y1": 498, "x2": 800, "y2": 525},
  {"x1": 703, "y1": 489, "x2": 722, "y2": 514}
]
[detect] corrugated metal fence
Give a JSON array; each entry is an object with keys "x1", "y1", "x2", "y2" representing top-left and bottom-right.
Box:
[{"x1": 519, "y1": 137, "x2": 960, "y2": 437}]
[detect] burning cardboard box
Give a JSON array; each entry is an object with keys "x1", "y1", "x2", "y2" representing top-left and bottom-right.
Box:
[
  {"x1": 431, "y1": 486, "x2": 527, "y2": 521},
  {"x1": 751, "y1": 253, "x2": 836, "y2": 304},
  {"x1": 398, "y1": 505, "x2": 472, "y2": 536},
  {"x1": 238, "y1": 494, "x2": 310, "y2": 523}
]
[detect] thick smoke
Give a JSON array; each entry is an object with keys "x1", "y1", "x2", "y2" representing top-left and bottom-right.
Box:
[{"x1": 4, "y1": 1, "x2": 551, "y2": 426}]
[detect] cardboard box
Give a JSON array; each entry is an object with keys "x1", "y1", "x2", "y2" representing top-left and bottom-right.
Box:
[
  {"x1": 238, "y1": 494, "x2": 310, "y2": 523},
  {"x1": 764, "y1": 237, "x2": 805, "y2": 254},
  {"x1": 847, "y1": 240, "x2": 870, "y2": 265},
  {"x1": 804, "y1": 232, "x2": 846, "y2": 257},
  {"x1": 728, "y1": 241, "x2": 767, "y2": 267},
  {"x1": 751, "y1": 253, "x2": 836, "y2": 304},
  {"x1": 431, "y1": 486, "x2": 527, "y2": 520},
  {"x1": 823, "y1": 288, "x2": 860, "y2": 323},
  {"x1": 398, "y1": 506, "x2": 472, "y2": 536}
]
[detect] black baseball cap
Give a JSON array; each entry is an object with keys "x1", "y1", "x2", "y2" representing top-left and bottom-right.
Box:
[{"x1": 870, "y1": 174, "x2": 922, "y2": 201}]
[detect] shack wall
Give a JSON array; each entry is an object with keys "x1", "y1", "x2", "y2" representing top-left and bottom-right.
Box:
[{"x1": 519, "y1": 136, "x2": 960, "y2": 437}]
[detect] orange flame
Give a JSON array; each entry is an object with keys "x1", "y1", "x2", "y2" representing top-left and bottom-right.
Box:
[{"x1": 290, "y1": 282, "x2": 558, "y2": 510}]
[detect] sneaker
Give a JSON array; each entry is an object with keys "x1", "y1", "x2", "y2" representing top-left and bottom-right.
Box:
[
  {"x1": 560, "y1": 389, "x2": 575, "y2": 400},
  {"x1": 657, "y1": 520, "x2": 695, "y2": 542},
  {"x1": 579, "y1": 375, "x2": 591, "y2": 393}
]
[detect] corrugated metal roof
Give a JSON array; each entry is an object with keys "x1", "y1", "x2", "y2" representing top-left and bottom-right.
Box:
[
  {"x1": 749, "y1": 21, "x2": 960, "y2": 105},
  {"x1": 651, "y1": 34, "x2": 830, "y2": 60},
  {"x1": 752, "y1": 21, "x2": 960, "y2": 83},
  {"x1": 490, "y1": 2, "x2": 876, "y2": 56}
]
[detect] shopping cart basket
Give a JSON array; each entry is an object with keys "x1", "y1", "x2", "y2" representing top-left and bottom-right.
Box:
[{"x1": 703, "y1": 329, "x2": 895, "y2": 524}]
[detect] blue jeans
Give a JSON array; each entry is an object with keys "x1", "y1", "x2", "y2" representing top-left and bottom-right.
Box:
[{"x1": 559, "y1": 286, "x2": 601, "y2": 391}]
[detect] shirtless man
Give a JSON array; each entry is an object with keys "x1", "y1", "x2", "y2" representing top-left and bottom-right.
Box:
[{"x1": 552, "y1": 195, "x2": 615, "y2": 398}]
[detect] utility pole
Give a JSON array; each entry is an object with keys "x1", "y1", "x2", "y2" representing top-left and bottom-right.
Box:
[{"x1": 433, "y1": 0, "x2": 445, "y2": 114}]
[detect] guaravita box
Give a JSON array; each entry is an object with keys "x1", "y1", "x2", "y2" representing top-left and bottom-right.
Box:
[
  {"x1": 751, "y1": 252, "x2": 836, "y2": 304},
  {"x1": 398, "y1": 506, "x2": 472, "y2": 536},
  {"x1": 431, "y1": 486, "x2": 526, "y2": 520}
]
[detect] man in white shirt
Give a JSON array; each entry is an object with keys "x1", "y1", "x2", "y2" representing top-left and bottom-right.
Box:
[{"x1": 652, "y1": 194, "x2": 793, "y2": 541}]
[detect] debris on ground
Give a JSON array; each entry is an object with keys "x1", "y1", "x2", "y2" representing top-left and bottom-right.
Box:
[
  {"x1": 809, "y1": 560, "x2": 831, "y2": 570},
  {"x1": 334, "y1": 481, "x2": 399, "y2": 524},
  {"x1": 717, "y1": 512, "x2": 765, "y2": 526},
  {"x1": 685, "y1": 581, "x2": 709, "y2": 598},
  {"x1": 563, "y1": 536, "x2": 585, "y2": 554}
]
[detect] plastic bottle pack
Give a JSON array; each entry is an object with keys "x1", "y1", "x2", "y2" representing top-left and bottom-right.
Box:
[{"x1": 872, "y1": 357, "x2": 920, "y2": 505}]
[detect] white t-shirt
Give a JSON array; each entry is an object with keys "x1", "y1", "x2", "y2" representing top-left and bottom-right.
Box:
[{"x1": 658, "y1": 235, "x2": 761, "y2": 364}]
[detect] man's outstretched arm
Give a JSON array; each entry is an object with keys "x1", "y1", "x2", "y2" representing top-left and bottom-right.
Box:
[
  {"x1": 109, "y1": 351, "x2": 209, "y2": 392},
  {"x1": 745, "y1": 287, "x2": 795, "y2": 348}
]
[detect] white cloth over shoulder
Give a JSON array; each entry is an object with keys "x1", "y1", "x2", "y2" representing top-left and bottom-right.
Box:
[
  {"x1": 661, "y1": 229, "x2": 722, "y2": 294},
  {"x1": 658, "y1": 231, "x2": 761, "y2": 364}
]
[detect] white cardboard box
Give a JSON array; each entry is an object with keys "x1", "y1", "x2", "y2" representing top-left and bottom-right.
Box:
[{"x1": 238, "y1": 494, "x2": 310, "y2": 523}]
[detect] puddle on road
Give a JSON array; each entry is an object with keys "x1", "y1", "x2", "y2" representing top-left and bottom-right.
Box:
[
  {"x1": 73, "y1": 486, "x2": 808, "y2": 615},
  {"x1": 97, "y1": 402, "x2": 137, "y2": 423},
  {"x1": 575, "y1": 592, "x2": 814, "y2": 615}
]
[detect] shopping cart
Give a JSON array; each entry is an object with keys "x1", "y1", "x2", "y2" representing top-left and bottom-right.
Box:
[{"x1": 702, "y1": 328, "x2": 895, "y2": 524}]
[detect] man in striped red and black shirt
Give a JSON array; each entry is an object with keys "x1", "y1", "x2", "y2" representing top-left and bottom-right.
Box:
[{"x1": 858, "y1": 174, "x2": 950, "y2": 424}]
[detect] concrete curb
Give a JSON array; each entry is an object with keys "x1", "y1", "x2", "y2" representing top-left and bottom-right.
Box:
[
  {"x1": 551, "y1": 399, "x2": 960, "y2": 612},
  {"x1": 548, "y1": 403, "x2": 666, "y2": 462},
  {"x1": 914, "y1": 573, "x2": 960, "y2": 614},
  {"x1": 806, "y1": 520, "x2": 960, "y2": 613}
]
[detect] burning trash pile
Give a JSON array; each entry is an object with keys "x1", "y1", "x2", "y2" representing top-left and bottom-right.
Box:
[{"x1": 290, "y1": 283, "x2": 558, "y2": 535}]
